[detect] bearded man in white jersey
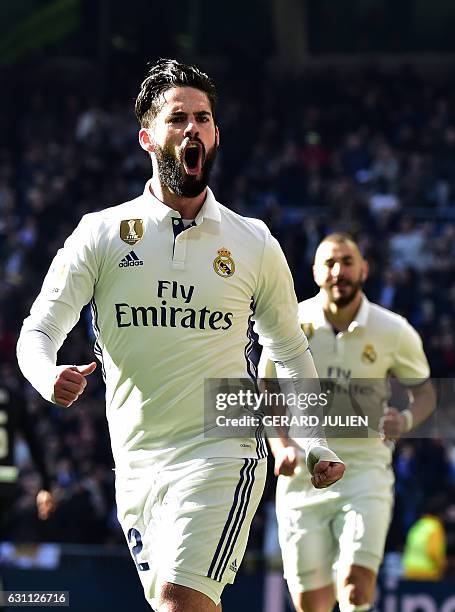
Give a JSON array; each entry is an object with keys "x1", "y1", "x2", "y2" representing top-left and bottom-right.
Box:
[
  {"x1": 262, "y1": 233, "x2": 436, "y2": 612},
  {"x1": 16, "y1": 60, "x2": 344, "y2": 611}
]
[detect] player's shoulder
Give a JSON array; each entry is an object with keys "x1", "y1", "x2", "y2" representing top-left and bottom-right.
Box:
[
  {"x1": 366, "y1": 301, "x2": 412, "y2": 332},
  {"x1": 297, "y1": 295, "x2": 322, "y2": 323},
  {"x1": 81, "y1": 195, "x2": 143, "y2": 225},
  {"x1": 75, "y1": 195, "x2": 143, "y2": 240},
  {"x1": 217, "y1": 202, "x2": 270, "y2": 241}
]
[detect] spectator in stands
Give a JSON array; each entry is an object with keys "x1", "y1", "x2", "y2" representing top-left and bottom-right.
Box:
[{"x1": 403, "y1": 496, "x2": 447, "y2": 581}]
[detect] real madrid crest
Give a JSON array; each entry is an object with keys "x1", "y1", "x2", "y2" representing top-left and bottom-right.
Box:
[
  {"x1": 120, "y1": 219, "x2": 144, "y2": 246},
  {"x1": 362, "y1": 343, "x2": 377, "y2": 363},
  {"x1": 213, "y1": 247, "x2": 235, "y2": 277}
]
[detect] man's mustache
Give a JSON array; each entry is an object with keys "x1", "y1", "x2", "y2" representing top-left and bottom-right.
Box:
[
  {"x1": 180, "y1": 136, "x2": 206, "y2": 155},
  {"x1": 330, "y1": 279, "x2": 352, "y2": 288}
]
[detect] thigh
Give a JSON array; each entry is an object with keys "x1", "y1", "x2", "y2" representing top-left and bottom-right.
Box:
[
  {"x1": 333, "y1": 480, "x2": 393, "y2": 575},
  {"x1": 157, "y1": 582, "x2": 221, "y2": 612},
  {"x1": 276, "y1": 479, "x2": 338, "y2": 593},
  {"x1": 118, "y1": 457, "x2": 266, "y2": 608},
  {"x1": 174, "y1": 458, "x2": 266, "y2": 586}
]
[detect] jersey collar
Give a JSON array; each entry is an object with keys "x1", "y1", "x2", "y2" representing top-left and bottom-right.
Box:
[
  {"x1": 347, "y1": 295, "x2": 370, "y2": 331},
  {"x1": 194, "y1": 187, "x2": 221, "y2": 224},
  {"x1": 315, "y1": 292, "x2": 370, "y2": 332},
  {"x1": 141, "y1": 180, "x2": 221, "y2": 225}
]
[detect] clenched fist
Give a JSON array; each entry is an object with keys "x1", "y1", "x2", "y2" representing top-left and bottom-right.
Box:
[
  {"x1": 310, "y1": 460, "x2": 345, "y2": 489},
  {"x1": 306, "y1": 445, "x2": 345, "y2": 489},
  {"x1": 380, "y1": 406, "x2": 408, "y2": 440}
]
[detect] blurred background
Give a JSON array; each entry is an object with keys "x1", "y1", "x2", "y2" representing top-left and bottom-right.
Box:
[{"x1": 1, "y1": 0, "x2": 455, "y2": 610}]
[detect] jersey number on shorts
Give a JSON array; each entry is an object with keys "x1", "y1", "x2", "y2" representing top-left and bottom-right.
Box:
[{"x1": 127, "y1": 527, "x2": 150, "y2": 571}]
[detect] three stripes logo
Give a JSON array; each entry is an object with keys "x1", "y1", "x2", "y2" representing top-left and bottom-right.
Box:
[
  {"x1": 119, "y1": 251, "x2": 143, "y2": 268},
  {"x1": 207, "y1": 458, "x2": 257, "y2": 582}
]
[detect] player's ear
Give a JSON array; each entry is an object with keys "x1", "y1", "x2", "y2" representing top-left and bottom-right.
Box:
[
  {"x1": 215, "y1": 125, "x2": 220, "y2": 147},
  {"x1": 139, "y1": 128, "x2": 155, "y2": 153}
]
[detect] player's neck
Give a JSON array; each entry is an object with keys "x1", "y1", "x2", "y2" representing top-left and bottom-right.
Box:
[
  {"x1": 323, "y1": 292, "x2": 363, "y2": 331},
  {"x1": 149, "y1": 178, "x2": 206, "y2": 220}
]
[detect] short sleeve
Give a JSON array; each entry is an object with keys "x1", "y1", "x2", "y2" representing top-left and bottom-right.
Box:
[{"x1": 391, "y1": 321, "x2": 430, "y2": 384}]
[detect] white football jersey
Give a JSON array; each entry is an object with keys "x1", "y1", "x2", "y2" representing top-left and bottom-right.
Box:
[
  {"x1": 18, "y1": 181, "x2": 310, "y2": 470},
  {"x1": 265, "y1": 293, "x2": 430, "y2": 466}
]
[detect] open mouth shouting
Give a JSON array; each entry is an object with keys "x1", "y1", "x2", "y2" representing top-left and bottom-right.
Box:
[
  {"x1": 154, "y1": 135, "x2": 217, "y2": 198},
  {"x1": 181, "y1": 138, "x2": 205, "y2": 176}
]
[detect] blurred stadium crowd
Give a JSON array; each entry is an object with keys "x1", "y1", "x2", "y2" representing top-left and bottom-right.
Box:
[{"x1": 1, "y1": 61, "x2": 455, "y2": 574}]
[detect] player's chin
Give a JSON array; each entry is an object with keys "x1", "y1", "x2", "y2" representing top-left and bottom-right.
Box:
[{"x1": 179, "y1": 175, "x2": 207, "y2": 198}]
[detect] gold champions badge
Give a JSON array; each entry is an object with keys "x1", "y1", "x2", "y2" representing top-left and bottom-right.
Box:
[
  {"x1": 362, "y1": 343, "x2": 377, "y2": 363},
  {"x1": 213, "y1": 248, "x2": 235, "y2": 277},
  {"x1": 120, "y1": 219, "x2": 144, "y2": 246}
]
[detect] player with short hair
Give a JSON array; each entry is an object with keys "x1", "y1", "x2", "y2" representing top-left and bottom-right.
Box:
[
  {"x1": 17, "y1": 59, "x2": 344, "y2": 612},
  {"x1": 262, "y1": 233, "x2": 436, "y2": 612}
]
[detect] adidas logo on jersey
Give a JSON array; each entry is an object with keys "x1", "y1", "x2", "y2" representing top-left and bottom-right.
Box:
[
  {"x1": 119, "y1": 251, "x2": 143, "y2": 267},
  {"x1": 229, "y1": 558, "x2": 238, "y2": 573}
]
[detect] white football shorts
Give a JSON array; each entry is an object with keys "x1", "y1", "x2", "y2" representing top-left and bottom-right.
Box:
[
  {"x1": 116, "y1": 456, "x2": 266, "y2": 608},
  {"x1": 276, "y1": 459, "x2": 394, "y2": 593}
]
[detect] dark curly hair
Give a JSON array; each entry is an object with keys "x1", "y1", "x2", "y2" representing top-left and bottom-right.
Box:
[{"x1": 135, "y1": 58, "x2": 217, "y2": 128}]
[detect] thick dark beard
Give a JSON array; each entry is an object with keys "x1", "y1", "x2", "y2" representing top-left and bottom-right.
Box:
[
  {"x1": 154, "y1": 142, "x2": 218, "y2": 198},
  {"x1": 330, "y1": 278, "x2": 363, "y2": 307}
]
